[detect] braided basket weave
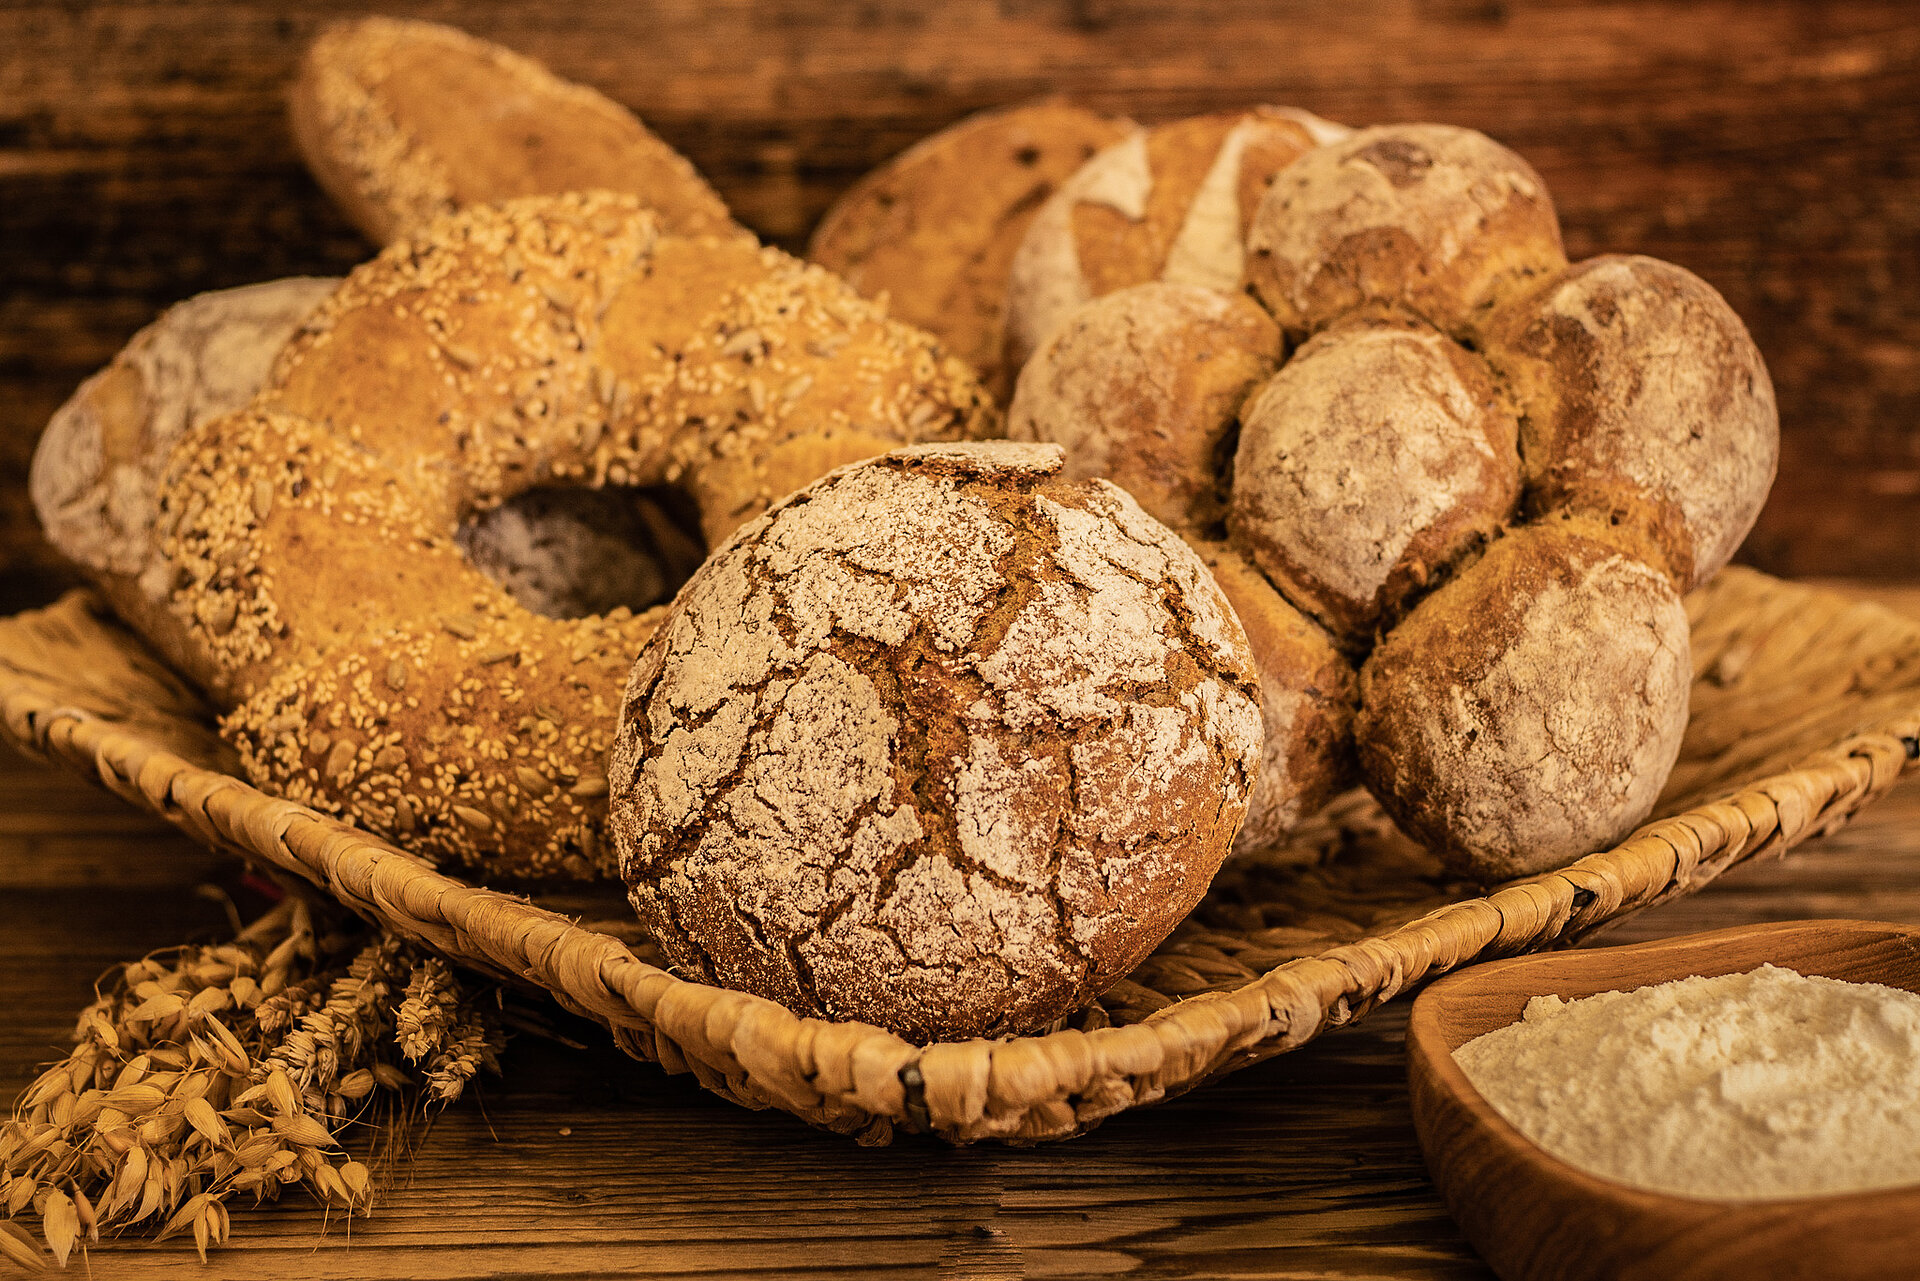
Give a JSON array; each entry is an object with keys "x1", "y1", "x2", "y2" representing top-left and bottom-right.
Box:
[{"x1": 3, "y1": 568, "x2": 1918, "y2": 1145}]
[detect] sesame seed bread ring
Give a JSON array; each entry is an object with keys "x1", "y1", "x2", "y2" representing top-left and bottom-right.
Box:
[
  {"x1": 1004, "y1": 105, "x2": 1348, "y2": 370},
  {"x1": 291, "y1": 16, "x2": 735, "y2": 247},
  {"x1": 808, "y1": 98, "x2": 1135, "y2": 402},
  {"x1": 143, "y1": 191, "x2": 997, "y2": 879}
]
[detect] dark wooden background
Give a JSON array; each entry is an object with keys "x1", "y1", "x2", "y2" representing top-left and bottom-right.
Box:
[{"x1": 1, "y1": 0, "x2": 1918, "y2": 607}]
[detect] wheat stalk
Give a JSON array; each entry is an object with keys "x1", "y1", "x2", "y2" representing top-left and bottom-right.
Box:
[{"x1": 0, "y1": 889, "x2": 505, "y2": 1270}]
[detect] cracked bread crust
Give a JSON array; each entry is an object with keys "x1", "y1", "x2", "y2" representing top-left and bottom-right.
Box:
[
  {"x1": 1355, "y1": 518, "x2": 1691, "y2": 881},
  {"x1": 609, "y1": 442, "x2": 1263, "y2": 1043}
]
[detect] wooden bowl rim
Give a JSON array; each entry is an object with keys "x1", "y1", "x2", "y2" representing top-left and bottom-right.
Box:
[{"x1": 1407, "y1": 918, "x2": 1920, "y2": 1214}]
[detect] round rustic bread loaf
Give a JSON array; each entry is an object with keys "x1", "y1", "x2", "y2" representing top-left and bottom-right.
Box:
[
  {"x1": 1007, "y1": 281, "x2": 1281, "y2": 533},
  {"x1": 1244, "y1": 123, "x2": 1565, "y2": 339},
  {"x1": 609, "y1": 442, "x2": 1264, "y2": 1042},
  {"x1": 807, "y1": 98, "x2": 1134, "y2": 401},
  {"x1": 1229, "y1": 311, "x2": 1522, "y2": 647},
  {"x1": 1355, "y1": 517, "x2": 1692, "y2": 880},
  {"x1": 1479, "y1": 253, "x2": 1779, "y2": 589},
  {"x1": 1004, "y1": 105, "x2": 1347, "y2": 368}
]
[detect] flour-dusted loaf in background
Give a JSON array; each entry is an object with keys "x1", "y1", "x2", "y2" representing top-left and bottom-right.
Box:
[
  {"x1": 610, "y1": 442, "x2": 1264, "y2": 1043},
  {"x1": 1356, "y1": 517, "x2": 1692, "y2": 880},
  {"x1": 1481, "y1": 254, "x2": 1779, "y2": 590},
  {"x1": 807, "y1": 99, "x2": 1134, "y2": 401},
  {"x1": 1008, "y1": 281, "x2": 1281, "y2": 534},
  {"x1": 1245, "y1": 123, "x2": 1565, "y2": 340},
  {"x1": 291, "y1": 16, "x2": 735, "y2": 246},
  {"x1": 1004, "y1": 106, "x2": 1348, "y2": 368},
  {"x1": 29, "y1": 278, "x2": 341, "y2": 651},
  {"x1": 1229, "y1": 312, "x2": 1522, "y2": 648}
]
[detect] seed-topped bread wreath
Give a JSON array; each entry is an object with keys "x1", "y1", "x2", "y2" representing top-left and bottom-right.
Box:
[
  {"x1": 94, "y1": 190, "x2": 994, "y2": 879},
  {"x1": 1012, "y1": 122, "x2": 1778, "y2": 881}
]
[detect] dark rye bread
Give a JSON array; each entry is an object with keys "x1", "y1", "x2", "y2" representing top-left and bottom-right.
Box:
[
  {"x1": 1229, "y1": 311, "x2": 1522, "y2": 649},
  {"x1": 609, "y1": 443, "x2": 1264, "y2": 1043},
  {"x1": 1355, "y1": 516, "x2": 1692, "y2": 881},
  {"x1": 1480, "y1": 254, "x2": 1779, "y2": 591},
  {"x1": 807, "y1": 98, "x2": 1134, "y2": 402}
]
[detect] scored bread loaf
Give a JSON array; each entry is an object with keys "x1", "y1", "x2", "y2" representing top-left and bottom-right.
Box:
[{"x1": 1003, "y1": 106, "x2": 1348, "y2": 369}]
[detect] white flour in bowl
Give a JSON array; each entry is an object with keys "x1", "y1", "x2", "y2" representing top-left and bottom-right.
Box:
[{"x1": 1453, "y1": 963, "x2": 1920, "y2": 1200}]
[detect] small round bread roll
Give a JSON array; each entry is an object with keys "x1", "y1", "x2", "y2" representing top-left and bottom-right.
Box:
[
  {"x1": 609, "y1": 442, "x2": 1264, "y2": 1042},
  {"x1": 1479, "y1": 254, "x2": 1779, "y2": 589},
  {"x1": 1245, "y1": 123, "x2": 1565, "y2": 339},
  {"x1": 807, "y1": 98, "x2": 1134, "y2": 400},
  {"x1": 1007, "y1": 281, "x2": 1281, "y2": 533},
  {"x1": 1005, "y1": 106, "x2": 1347, "y2": 367},
  {"x1": 1355, "y1": 518, "x2": 1691, "y2": 881},
  {"x1": 1229, "y1": 312, "x2": 1522, "y2": 647}
]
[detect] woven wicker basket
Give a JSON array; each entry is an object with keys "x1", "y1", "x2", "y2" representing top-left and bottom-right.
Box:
[{"x1": 4, "y1": 568, "x2": 1918, "y2": 1145}]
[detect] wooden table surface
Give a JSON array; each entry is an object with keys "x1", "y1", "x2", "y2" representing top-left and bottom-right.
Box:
[{"x1": 3, "y1": 585, "x2": 1917, "y2": 1280}]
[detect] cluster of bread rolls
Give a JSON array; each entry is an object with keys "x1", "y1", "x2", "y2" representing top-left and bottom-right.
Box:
[{"x1": 814, "y1": 107, "x2": 1776, "y2": 880}]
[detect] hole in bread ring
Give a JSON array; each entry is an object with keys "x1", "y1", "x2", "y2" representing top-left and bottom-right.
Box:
[{"x1": 154, "y1": 192, "x2": 997, "y2": 880}]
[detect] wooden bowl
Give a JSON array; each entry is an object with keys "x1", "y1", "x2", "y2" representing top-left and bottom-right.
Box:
[{"x1": 1407, "y1": 919, "x2": 1920, "y2": 1281}]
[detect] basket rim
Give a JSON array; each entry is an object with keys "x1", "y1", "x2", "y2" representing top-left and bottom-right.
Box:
[{"x1": 4, "y1": 570, "x2": 1918, "y2": 1144}]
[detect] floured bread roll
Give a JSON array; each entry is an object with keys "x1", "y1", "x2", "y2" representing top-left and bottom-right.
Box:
[
  {"x1": 1004, "y1": 106, "x2": 1348, "y2": 368},
  {"x1": 609, "y1": 442, "x2": 1263, "y2": 1042}
]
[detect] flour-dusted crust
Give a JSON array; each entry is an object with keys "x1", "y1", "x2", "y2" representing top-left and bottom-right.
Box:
[
  {"x1": 136, "y1": 192, "x2": 994, "y2": 879},
  {"x1": 1356, "y1": 519, "x2": 1691, "y2": 880},
  {"x1": 1229, "y1": 313, "x2": 1521, "y2": 646},
  {"x1": 609, "y1": 442, "x2": 1263, "y2": 1042},
  {"x1": 1003, "y1": 106, "x2": 1343, "y2": 368},
  {"x1": 1007, "y1": 282, "x2": 1281, "y2": 534},
  {"x1": 1245, "y1": 123, "x2": 1565, "y2": 340},
  {"x1": 807, "y1": 98, "x2": 1134, "y2": 401},
  {"x1": 1481, "y1": 254, "x2": 1779, "y2": 589},
  {"x1": 290, "y1": 16, "x2": 734, "y2": 246}
]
